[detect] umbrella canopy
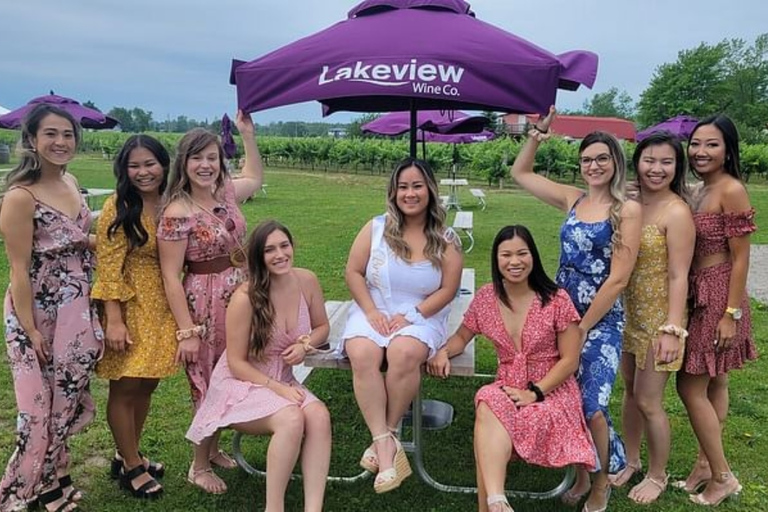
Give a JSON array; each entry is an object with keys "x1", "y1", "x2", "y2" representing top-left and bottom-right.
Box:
[
  {"x1": 636, "y1": 115, "x2": 699, "y2": 142},
  {"x1": 0, "y1": 94, "x2": 118, "y2": 130},
  {"x1": 361, "y1": 110, "x2": 488, "y2": 136},
  {"x1": 231, "y1": 0, "x2": 598, "y2": 156},
  {"x1": 419, "y1": 129, "x2": 495, "y2": 144},
  {"x1": 221, "y1": 113, "x2": 237, "y2": 159}
]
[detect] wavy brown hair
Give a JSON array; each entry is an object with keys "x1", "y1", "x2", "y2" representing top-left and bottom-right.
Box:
[
  {"x1": 163, "y1": 128, "x2": 228, "y2": 206},
  {"x1": 246, "y1": 220, "x2": 294, "y2": 359},
  {"x1": 384, "y1": 158, "x2": 448, "y2": 266}
]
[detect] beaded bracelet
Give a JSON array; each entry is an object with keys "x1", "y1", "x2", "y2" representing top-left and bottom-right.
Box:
[
  {"x1": 297, "y1": 334, "x2": 313, "y2": 353},
  {"x1": 657, "y1": 324, "x2": 689, "y2": 339},
  {"x1": 175, "y1": 324, "x2": 206, "y2": 342}
]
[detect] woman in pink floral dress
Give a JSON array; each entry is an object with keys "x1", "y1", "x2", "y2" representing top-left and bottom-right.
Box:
[
  {"x1": 428, "y1": 225, "x2": 596, "y2": 512},
  {"x1": 0, "y1": 105, "x2": 103, "y2": 512},
  {"x1": 157, "y1": 111, "x2": 263, "y2": 494}
]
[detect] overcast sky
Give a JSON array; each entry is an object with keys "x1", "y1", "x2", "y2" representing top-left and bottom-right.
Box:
[{"x1": 1, "y1": 0, "x2": 765, "y2": 124}]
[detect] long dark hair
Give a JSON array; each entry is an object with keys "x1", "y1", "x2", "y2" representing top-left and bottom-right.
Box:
[
  {"x1": 491, "y1": 225, "x2": 558, "y2": 309},
  {"x1": 688, "y1": 114, "x2": 741, "y2": 180},
  {"x1": 246, "y1": 220, "x2": 294, "y2": 358},
  {"x1": 108, "y1": 135, "x2": 170, "y2": 249},
  {"x1": 632, "y1": 131, "x2": 688, "y2": 199},
  {"x1": 3, "y1": 104, "x2": 81, "y2": 191}
]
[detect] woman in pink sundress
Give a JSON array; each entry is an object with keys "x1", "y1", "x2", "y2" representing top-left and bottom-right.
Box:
[
  {"x1": 428, "y1": 225, "x2": 596, "y2": 512},
  {"x1": 675, "y1": 114, "x2": 757, "y2": 507},
  {"x1": 157, "y1": 111, "x2": 263, "y2": 494},
  {"x1": 0, "y1": 104, "x2": 103, "y2": 512},
  {"x1": 187, "y1": 220, "x2": 331, "y2": 511}
]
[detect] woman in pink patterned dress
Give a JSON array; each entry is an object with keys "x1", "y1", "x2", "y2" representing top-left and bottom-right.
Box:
[
  {"x1": 428, "y1": 225, "x2": 596, "y2": 512},
  {"x1": 0, "y1": 105, "x2": 103, "y2": 512},
  {"x1": 157, "y1": 111, "x2": 263, "y2": 494},
  {"x1": 187, "y1": 220, "x2": 331, "y2": 511},
  {"x1": 675, "y1": 115, "x2": 757, "y2": 506}
]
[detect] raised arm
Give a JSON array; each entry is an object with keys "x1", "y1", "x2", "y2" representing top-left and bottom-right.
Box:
[
  {"x1": 0, "y1": 189, "x2": 46, "y2": 361},
  {"x1": 345, "y1": 220, "x2": 389, "y2": 335},
  {"x1": 509, "y1": 106, "x2": 583, "y2": 212},
  {"x1": 232, "y1": 110, "x2": 264, "y2": 203},
  {"x1": 656, "y1": 201, "x2": 695, "y2": 363},
  {"x1": 578, "y1": 200, "x2": 642, "y2": 335}
]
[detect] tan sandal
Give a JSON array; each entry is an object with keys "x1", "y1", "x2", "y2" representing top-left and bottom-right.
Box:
[
  {"x1": 487, "y1": 494, "x2": 514, "y2": 511},
  {"x1": 359, "y1": 426, "x2": 398, "y2": 474},
  {"x1": 629, "y1": 474, "x2": 668, "y2": 504},
  {"x1": 609, "y1": 460, "x2": 642, "y2": 488},
  {"x1": 187, "y1": 465, "x2": 227, "y2": 495},
  {"x1": 209, "y1": 450, "x2": 238, "y2": 469},
  {"x1": 372, "y1": 432, "x2": 412, "y2": 494}
]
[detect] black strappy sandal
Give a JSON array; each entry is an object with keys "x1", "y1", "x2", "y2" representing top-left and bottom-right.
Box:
[
  {"x1": 110, "y1": 451, "x2": 165, "y2": 480},
  {"x1": 119, "y1": 464, "x2": 163, "y2": 500},
  {"x1": 30, "y1": 487, "x2": 79, "y2": 512}
]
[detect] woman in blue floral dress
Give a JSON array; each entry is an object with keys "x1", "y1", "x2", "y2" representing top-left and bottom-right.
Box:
[{"x1": 511, "y1": 107, "x2": 641, "y2": 512}]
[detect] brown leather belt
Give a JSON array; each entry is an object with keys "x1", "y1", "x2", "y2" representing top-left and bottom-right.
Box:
[{"x1": 186, "y1": 256, "x2": 232, "y2": 275}]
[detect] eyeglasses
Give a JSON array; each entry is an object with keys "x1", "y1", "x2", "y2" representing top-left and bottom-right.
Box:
[
  {"x1": 579, "y1": 153, "x2": 613, "y2": 168},
  {"x1": 213, "y1": 206, "x2": 236, "y2": 232}
]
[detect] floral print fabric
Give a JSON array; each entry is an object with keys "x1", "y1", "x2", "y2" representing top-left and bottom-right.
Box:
[
  {"x1": 1, "y1": 191, "x2": 103, "y2": 511},
  {"x1": 555, "y1": 196, "x2": 626, "y2": 474}
]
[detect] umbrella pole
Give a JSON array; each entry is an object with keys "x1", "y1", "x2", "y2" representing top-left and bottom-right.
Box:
[
  {"x1": 410, "y1": 100, "x2": 417, "y2": 158},
  {"x1": 421, "y1": 136, "x2": 426, "y2": 161}
]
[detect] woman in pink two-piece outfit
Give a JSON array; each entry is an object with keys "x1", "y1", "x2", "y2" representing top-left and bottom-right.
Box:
[
  {"x1": 157, "y1": 111, "x2": 263, "y2": 494},
  {"x1": 675, "y1": 115, "x2": 757, "y2": 507},
  {"x1": 0, "y1": 105, "x2": 103, "y2": 512},
  {"x1": 428, "y1": 225, "x2": 596, "y2": 512},
  {"x1": 187, "y1": 220, "x2": 332, "y2": 512}
]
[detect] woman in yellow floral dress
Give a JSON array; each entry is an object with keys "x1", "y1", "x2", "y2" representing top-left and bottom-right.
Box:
[
  {"x1": 611, "y1": 132, "x2": 695, "y2": 504},
  {"x1": 93, "y1": 135, "x2": 176, "y2": 500}
]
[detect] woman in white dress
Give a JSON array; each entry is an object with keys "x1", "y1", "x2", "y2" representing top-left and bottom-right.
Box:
[{"x1": 340, "y1": 157, "x2": 463, "y2": 493}]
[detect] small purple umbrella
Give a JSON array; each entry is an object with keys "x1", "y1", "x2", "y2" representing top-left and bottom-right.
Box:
[
  {"x1": 0, "y1": 94, "x2": 118, "y2": 130},
  {"x1": 361, "y1": 110, "x2": 488, "y2": 136},
  {"x1": 231, "y1": 0, "x2": 598, "y2": 156},
  {"x1": 636, "y1": 115, "x2": 699, "y2": 142},
  {"x1": 220, "y1": 113, "x2": 237, "y2": 159}
]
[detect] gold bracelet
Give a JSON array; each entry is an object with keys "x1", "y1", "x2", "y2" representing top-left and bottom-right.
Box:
[{"x1": 298, "y1": 334, "x2": 313, "y2": 353}]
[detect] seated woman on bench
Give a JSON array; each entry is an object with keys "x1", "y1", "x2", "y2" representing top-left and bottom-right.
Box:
[
  {"x1": 339, "y1": 157, "x2": 463, "y2": 494},
  {"x1": 428, "y1": 225, "x2": 597, "y2": 512},
  {"x1": 186, "y1": 220, "x2": 332, "y2": 512}
]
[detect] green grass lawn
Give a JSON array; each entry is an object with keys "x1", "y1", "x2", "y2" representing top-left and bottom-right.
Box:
[{"x1": 0, "y1": 155, "x2": 766, "y2": 511}]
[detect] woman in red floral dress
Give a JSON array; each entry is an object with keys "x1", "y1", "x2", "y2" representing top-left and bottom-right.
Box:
[{"x1": 428, "y1": 225, "x2": 596, "y2": 512}]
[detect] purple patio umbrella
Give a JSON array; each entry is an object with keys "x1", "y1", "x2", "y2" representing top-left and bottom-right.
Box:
[
  {"x1": 419, "y1": 129, "x2": 495, "y2": 144},
  {"x1": 0, "y1": 94, "x2": 118, "y2": 130},
  {"x1": 636, "y1": 115, "x2": 699, "y2": 142},
  {"x1": 220, "y1": 113, "x2": 237, "y2": 159},
  {"x1": 361, "y1": 110, "x2": 488, "y2": 137},
  {"x1": 230, "y1": 0, "x2": 598, "y2": 156}
]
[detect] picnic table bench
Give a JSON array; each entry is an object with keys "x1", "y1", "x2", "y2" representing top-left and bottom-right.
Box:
[
  {"x1": 469, "y1": 188, "x2": 487, "y2": 210},
  {"x1": 452, "y1": 211, "x2": 474, "y2": 253}
]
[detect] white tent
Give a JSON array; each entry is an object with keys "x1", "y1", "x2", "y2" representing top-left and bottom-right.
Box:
[{"x1": 0, "y1": 104, "x2": 9, "y2": 115}]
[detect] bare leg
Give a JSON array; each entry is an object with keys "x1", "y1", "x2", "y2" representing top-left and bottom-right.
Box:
[
  {"x1": 677, "y1": 371, "x2": 738, "y2": 503},
  {"x1": 107, "y1": 378, "x2": 160, "y2": 492},
  {"x1": 346, "y1": 338, "x2": 389, "y2": 465},
  {"x1": 476, "y1": 450, "x2": 489, "y2": 512},
  {"x1": 189, "y1": 437, "x2": 227, "y2": 494},
  {"x1": 583, "y1": 411, "x2": 611, "y2": 512},
  {"x1": 628, "y1": 348, "x2": 671, "y2": 503},
  {"x1": 300, "y1": 403, "x2": 332, "y2": 512},
  {"x1": 474, "y1": 403, "x2": 512, "y2": 499},
  {"x1": 611, "y1": 353, "x2": 642, "y2": 487}
]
